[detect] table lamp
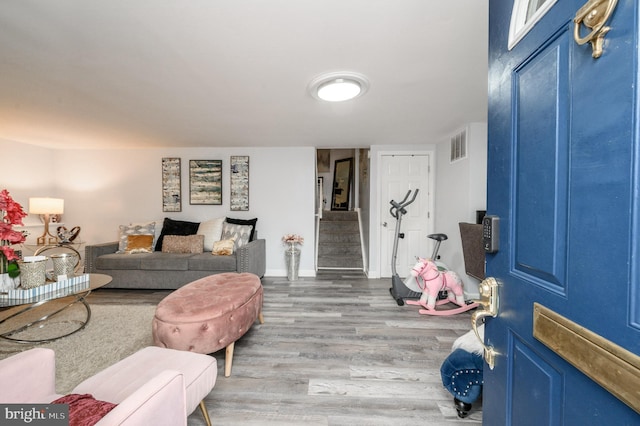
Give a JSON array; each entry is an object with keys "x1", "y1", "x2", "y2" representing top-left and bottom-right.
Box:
[{"x1": 29, "y1": 197, "x2": 64, "y2": 245}]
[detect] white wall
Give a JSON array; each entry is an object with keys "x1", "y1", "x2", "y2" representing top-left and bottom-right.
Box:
[
  {"x1": 2, "y1": 141, "x2": 317, "y2": 277},
  {"x1": 5, "y1": 126, "x2": 487, "y2": 284},
  {"x1": 434, "y1": 122, "x2": 487, "y2": 298},
  {"x1": 3, "y1": 142, "x2": 57, "y2": 204},
  {"x1": 2, "y1": 142, "x2": 58, "y2": 236}
]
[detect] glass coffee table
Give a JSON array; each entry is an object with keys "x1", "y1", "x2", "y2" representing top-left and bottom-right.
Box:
[{"x1": 0, "y1": 273, "x2": 112, "y2": 343}]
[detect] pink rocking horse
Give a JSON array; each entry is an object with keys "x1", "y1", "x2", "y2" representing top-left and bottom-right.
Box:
[{"x1": 405, "y1": 258, "x2": 478, "y2": 316}]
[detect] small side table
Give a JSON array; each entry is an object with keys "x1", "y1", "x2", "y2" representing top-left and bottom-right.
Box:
[{"x1": 33, "y1": 242, "x2": 82, "y2": 258}]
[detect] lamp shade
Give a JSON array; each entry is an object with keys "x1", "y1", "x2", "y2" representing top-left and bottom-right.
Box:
[{"x1": 29, "y1": 197, "x2": 64, "y2": 215}]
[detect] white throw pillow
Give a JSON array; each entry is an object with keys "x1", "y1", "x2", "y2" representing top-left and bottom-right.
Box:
[{"x1": 197, "y1": 217, "x2": 226, "y2": 251}]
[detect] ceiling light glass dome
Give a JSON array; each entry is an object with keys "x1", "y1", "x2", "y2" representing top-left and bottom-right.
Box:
[{"x1": 309, "y1": 72, "x2": 369, "y2": 102}]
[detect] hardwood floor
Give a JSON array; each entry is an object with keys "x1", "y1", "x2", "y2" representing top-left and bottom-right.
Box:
[{"x1": 87, "y1": 272, "x2": 483, "y2": 425}]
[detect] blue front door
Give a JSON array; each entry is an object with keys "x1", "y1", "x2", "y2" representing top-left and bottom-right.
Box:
[{"x1": 486, "y1": 0, "x2": 640, "y2": 424}]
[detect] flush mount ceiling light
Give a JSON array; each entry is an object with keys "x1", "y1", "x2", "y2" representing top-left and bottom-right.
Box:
[{"x1": 309, "y1": 72, "x2": 369, "y2": 102}]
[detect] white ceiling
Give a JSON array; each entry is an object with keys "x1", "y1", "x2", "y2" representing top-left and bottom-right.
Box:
[{"x1": 0, "y1": 0, "x2": 488, "y2": 150}]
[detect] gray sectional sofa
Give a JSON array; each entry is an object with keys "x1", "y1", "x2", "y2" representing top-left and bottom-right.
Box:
[
  {"x1": 84, "y1": 217, "x2": 266, "y2": 289},
  {"x1": 84, "y1": 238, "x2": 265, "y2": 289}
]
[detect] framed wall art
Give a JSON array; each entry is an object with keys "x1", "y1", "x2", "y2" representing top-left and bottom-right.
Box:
[
  {"x1": 230, "y1": 156, "x2": 249, "y2": 211},
  {"x1": 161, "y1": 157, "x2": 182, "y2": 212},
  {"x1": 189, "y1": 160, "x2": 222, "y2": 205}
]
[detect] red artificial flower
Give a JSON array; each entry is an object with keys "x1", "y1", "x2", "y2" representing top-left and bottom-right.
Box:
[
  {"x1": 281, "y1": 234, "x2": 304, "y2": 245},
  {"x1": 0, "y1": 224, "x2": 26, "y2": 244},
  {"x1": 0, "y1": 245, "x2": 19, "y2": 262},
  {"x1": 0, "y1": 190, "x2": 27, "y2": 269},
  {"x1": 0, "y1": 190, "x2": 27, "y2": 226}
]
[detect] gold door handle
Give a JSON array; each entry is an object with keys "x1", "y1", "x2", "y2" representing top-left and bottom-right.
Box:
[
  {"x1": 573, "y1": 0, "x2": 618, "y2": 58},
  {"x1": 470, "y1": 277, "x2": 499, "y2": 369}
]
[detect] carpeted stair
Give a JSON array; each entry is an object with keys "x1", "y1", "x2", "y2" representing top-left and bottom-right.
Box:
[{"x1": 317, "y1": 211, "x2": 363, "y2": 270}]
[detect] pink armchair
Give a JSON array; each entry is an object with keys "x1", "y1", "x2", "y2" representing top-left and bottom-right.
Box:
[{"x1": 0, "y1": 347, "x2": 215, "y2": 425}]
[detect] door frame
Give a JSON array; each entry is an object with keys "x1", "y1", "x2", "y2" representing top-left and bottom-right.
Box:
[{"x1": 370, "y1": 148, "x2": 435, "y2": 279}]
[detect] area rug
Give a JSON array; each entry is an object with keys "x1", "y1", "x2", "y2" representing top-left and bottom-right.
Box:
[{"x1": 0, "y1": 303, "x2": 155, "y2": 393}]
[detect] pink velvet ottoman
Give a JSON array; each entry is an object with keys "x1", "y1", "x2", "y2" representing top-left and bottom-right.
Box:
[{"x1": 152, "y1": 272, "x2": 264, "y2": 377}]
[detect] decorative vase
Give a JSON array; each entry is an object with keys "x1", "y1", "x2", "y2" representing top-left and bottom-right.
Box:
[
  {"x1": 285, "y1": 243, "x2": 300, "y2": 281},
  {"x1": 0, "y1": 248, "x2": 19, "y2": 292},
  {"x1": 18, "y1": 256, "x2": 48, "y2": 289},
  {"x1": 0, "y1": 272, "x2": 19, "y2": 292},
  {"x1": 51, "y1": 253, "x2": 79, "y2": 280}
]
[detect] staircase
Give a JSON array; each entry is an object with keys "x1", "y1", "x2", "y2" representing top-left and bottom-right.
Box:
[{"x1": 317, "y1": 211, "x2": 363, "y2": 270}]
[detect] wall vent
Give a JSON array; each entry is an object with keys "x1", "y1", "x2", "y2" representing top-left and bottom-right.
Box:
[{"x1": 450, "y1": 129, "x2": 467, "y2": 163}]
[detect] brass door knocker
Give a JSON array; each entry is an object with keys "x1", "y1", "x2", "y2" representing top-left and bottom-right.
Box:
[{"x1": 574, "y1": 0, "x2": 618, "y2": 58}]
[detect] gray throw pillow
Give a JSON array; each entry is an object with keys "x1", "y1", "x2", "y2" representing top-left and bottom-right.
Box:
[{"x1": 221, "y1": 222, "x2": 253, "y2": 248}]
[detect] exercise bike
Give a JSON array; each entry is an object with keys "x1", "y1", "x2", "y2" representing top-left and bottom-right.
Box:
[
  {"x1": 388, "y1": 189, "x2": 422, "y2": 306},
  {"x1": 391, "y1": 227, "x2": 450, "y2": 306}
]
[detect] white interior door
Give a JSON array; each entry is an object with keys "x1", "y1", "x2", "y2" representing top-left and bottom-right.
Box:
[{"x1": 379, "y1": 154, "x2": 432, "y2": 277}]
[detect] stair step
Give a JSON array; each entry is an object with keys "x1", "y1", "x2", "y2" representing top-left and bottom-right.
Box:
[
  {"x1": 318, "y1": 244, "x2": 361, "y2": 257},
  {"x1": 318, "y1": 233, "x2": 360, "y2": 244},
  {"x1": 317, "y1": 255, "x2": 363, "y2": 268},
  {"x1": 320, "y1": 220, "x2": 360, "y2": 232},
  {"x1": 318, "y1": 240, "x2": 361, "y2": 247},
  {"x1": 321, "y1": 211, "x2": 358, "y2": 221}
]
